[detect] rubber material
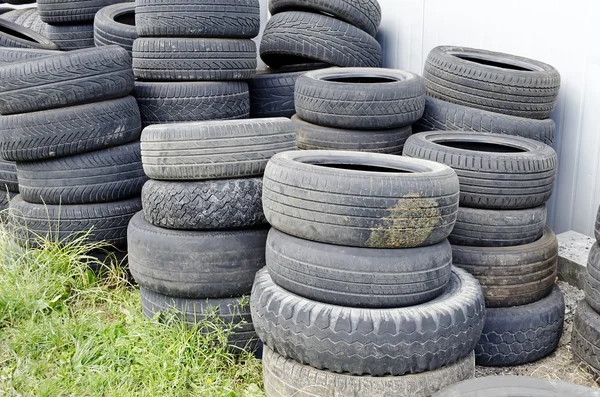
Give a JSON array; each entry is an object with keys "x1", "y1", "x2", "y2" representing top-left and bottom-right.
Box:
[
  {"x1": 0, "y1": 18, "x2": 57, "y2": 49},
  {"x1": 93, "y1": 2, "x2": 137, "y2": 55},
  {"x1": 0, "y1": 157, "x2": 18, "y2": 192},
  {"x1": 572, "y1": 299, "x2": 600, "y2": 373},
  {"x1": 0, "y1": 47, "x2": 57, "y2": 64},
  {"x1": 584, "y1": 242, "x2": 600, "y2": 313},
  {"x1": 44, "y1": 22, "x2": 94, "y2": 51},
  {"x1": 38, "y1": 0, "x2": 127, "y2": 23},
  {"x1": 595, "y1": 206, "x2": 600, "y2": 243}
]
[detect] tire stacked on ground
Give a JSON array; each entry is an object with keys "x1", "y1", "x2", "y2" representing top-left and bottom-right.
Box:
[
  {"x1": 129, "y1": 118, "x2": 296, "y2": 352},
  {"x1": 0, "y1": 45, "x2": 143, "y2": 270},
  {"x1": 404, "y1": 130, "x2": 563, "y2": 367},
  {"x1": 94, "y1": 2, "x2": 136, "y2": 55},
  {"x1": 0, "y1": 15, "x2": 58, "y2": 50},
  {"x1": 253, "y1": 150, "x2": 487, "y2": 397},
  {"x1": 1, "y1": 8, "x2": 47, "y2": 35},
  {"x1": 132, "y1": 0, "x2": 260, "y2": 126}
]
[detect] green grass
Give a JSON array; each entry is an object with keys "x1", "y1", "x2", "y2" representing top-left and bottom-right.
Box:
[{"x1": 0, "y1": 227, "x2": 265, "y2": 397}]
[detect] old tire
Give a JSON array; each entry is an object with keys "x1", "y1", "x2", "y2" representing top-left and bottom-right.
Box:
[
  {"x1": 93, "y1": 2, "x2": 137, "y2": 55},
  {"x1": 263, "y1": 151, "x2": 459, "y2": 248},
  {"x1": 584, "y1": 243, "x2": 600, "y2": 313},
  {"x1": 452, "y1": 227, "x2": 558, "y2": 308},
  {"x1": 0, "y1": 47, "x2": 58, "y2": 64},
  {"x1": 44, "y1": 23, "x2": 94, "y2": 51},
  {"x1": 141, "y1": 118, "x2": 296, "y2": 180},
  {"x1": 572, "y1": 300, "x2": 600, "y2": 372},
  {"x1": 403, "y1": 131, "x2": 558, "y2": 209},
  {"x1": 0, "y1": 157, "x2": 18, "y2": 192},
  {"x1": 424, "y1": 46, "x2": 560, "y2": 120},
  {"x1": 0, "y1": 19, "x2": 58, "y2": 49},
  {"x1": 38, "y1": 0, "x2": 126, "y2": 23},
  {"x1": 475, "y1": 286, "x2": 564, "y2": 366},
  {"x1": 251, "y1": 267, "x2": 485, "y2": 376},
  {"x1": 128, "y1": 212, "x2": 267, "y2": 299},
  {"x1": 596, "y1": 206, "x2": 600, "y2": 243}
]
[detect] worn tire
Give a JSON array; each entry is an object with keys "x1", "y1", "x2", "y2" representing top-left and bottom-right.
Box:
[
  {"x1": 263, "y1": 346, "x2": 475, "y2": 397},
  {"x1": 260, "y1": 11, "x2": 382, "y2": 68},
  {"x1": 94, "y1": 2, "x2": 137, "y2": 55},
  {"x1": 38, "y1": 0, "x2": 127, "y2": 23},
  {"x1": 295, "y1": 68, "x2": 425, "y2": 130},
  {"x1": 266, "y1": 228, "x2": 452, "y2": 308},
  {"x1": 134, "y1": 81, "x2": 249, "y2": 126},
  {"x1": 132, "y1": 38, "x2": 256, "y2": 81},
  {"x1": 424, "y1": 46, "x2": 561, "y2": 120},
  {"x1": 293, "y1": 115, "x2": 411, "y2": 154},
  {"x1": 0, "y1": 46, "x2": 134, "y2": 115},
  {"x1": 595, "y1": 206, "x2": 600, "y2": 243},
  {"x1": 0, "y1": 19, "x2": 58, "y2": 50},
  {"x1": 476, "y1": 286, "x2": 564, "y2": 366},
  {"x1": 573, "y1": 300, "x2": 600, "y2": 372},
  {"x1": 0, "y1": 47, "x2": 57, "y2": 64},
  {"x1": 128, "y1": 212, "x2": 267, "y2": 299},
  {"x1": 135, "y1": 0, "x2": 260, "y2": 38},
  {"x1": 44, "y1": 22, "x2": 94, "y2": 51},
  {"x1": 403, "y1": 131, "x2": 558, "y2": 209},
  {"x1": 141, "y1": 118, "x2": 296, "y2": 180},
  {"x1": 251, "y1": 267, "x2": 485, "y2": 376},
  {"x1": 452, "y1": 227, "x2": 557, "y2": 308},
  {"x1": 449, "y1": 205, "x2": 547, "y2": 247},
  {"x1": 0, "y1": 190, "x2": 10, "y2": 214},
  {"x1": 584, "y1": 243, "x2": 600, "y2": 313},
  {"x1": 263, "y1": 151, "x2": 459, "y2": 248},
  {"x1": 0, "y1": 157, "x2": 18, "y2": 192}
]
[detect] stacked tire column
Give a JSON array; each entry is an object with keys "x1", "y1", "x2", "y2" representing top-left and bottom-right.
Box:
[{"x1": 252, "y1": 151, "x2": 487, "y2": 397}]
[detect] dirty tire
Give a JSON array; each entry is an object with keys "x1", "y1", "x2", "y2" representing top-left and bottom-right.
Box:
[
  {"x1": 134, "y1": 81, "x2": 249, "y2": 126},
  {"x1": 595, "y1": 206, "x2": 600, "y2": 243},
  {"x1": 132, "y1": 38, "x2": 256, "y2": 81},
  {"x1": 403, "y1": 131, "x2": 558, "y2": 209},
  {"x1": 251, "y1": 267, "x2": 485, "y2": 376},
  {"x1": 0, "y1": 19, "x2": 58, "y2": 49},
  {"x1": 142, "y1": 178, "x2": 266, "y2": 230},
  {"x1": 475, "y1": 286, "x2": 564, "y2": 366},
  {"x1": 93, "y1": 2, "x2": 137, "y2": 55},
  {"x1": 128, "y1": 212, "x2": 267, "y2": 299},
  {"x1": 140, "y1": 288, "x2": 258, "y2": 352},
  {"x1": 8, "y1": 195, "x2": 140, "y2": 247},
  {"x1": 17, "y1": 142, "x2": 146, "y2": 205},
  {"x1": 266, "y1": 228, "x2": 452, "y2": 308},
  {"x1": 141, "y1": 118, "x2": 296, "y2": 180},
  {"x1": 263, "y1": 151, "x2": 459, "y2": 248},
  {"x1": 0, "y1": 47, "x2": 57, "y2": 64},
  {"x1": 414, "y1": 97, "x2": 556, "y2": 145},
  {"x1": 585, "y1": 242, "x2": 600, "y2": 313},
  {"x1": 260, "y1": 11, "x2": 382, "y2": 68},
  {"x1": 0, "y1": 45, "x2": 134, "y2": 115},
  {"x1": 268, "y1": 0, "x2": 381, "y2": 37},
  {"x1": 572, "y1": 300, "x2": 600, "y2": 372},
  {"x1": 135, "y1": 0, "x2": 260, "y2": 38},
  {"x1": 86, "y1": 246, "x2": 128, "y2": 274},
  {"x1": 38, "y1": 0, "x2": 127, "y2": 23},
  {"x1": 293, "y1": 115, "x2": 411, "y2": 154},
  {"x1": 0, "y1": 190, "x2": 10, "y2": 214},
  {"x1": 44, "y1": 22, "x2": 94, "y2": 51},
  {"x1": 263, "y1": 346, "x2": 475, "y2": 397},
  {"x1": 449, "y1": 205, "x2": 547, "y2": 247},
  {"x1": 452, "y1": 227, "x2": 557, "y2": 308},
  {"x1": 424, "y1": 46, "x2": 561, "y2": 120},
  {"x1": 0, "y1": 157, "x2": 18, "y2": 192}
]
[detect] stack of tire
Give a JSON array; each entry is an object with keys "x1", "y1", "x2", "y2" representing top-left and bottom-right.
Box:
[
  {"x1": 252, "y1": 150, "x2": 487, "y2": 397},
  {"x1": 131, "y1": 0, "x2": 260, "y2": 126},
  {"x1": 1, "y1": 7, "x2": 47, "y2": 35},
  {"x1": 0, "y1": 46, "x2": 144, "y2": 267},
  {"x1": 94, "y1": 2, "x2": 137, "y2": 55},
  {"x1": 0, "y1": 10, "x2": 57, "y2": 50},
  {"x1": 128, "y1": 118, "x2": 296, "y2": 352},
  {"x1": 404, "y1": 46, "x2": 564, "y2": 368}
]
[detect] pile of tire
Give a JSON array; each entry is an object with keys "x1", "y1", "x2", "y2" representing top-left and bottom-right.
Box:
[
  {"x1": 94, "y1": 2, "x2": 137, "y2": 55},
  {"x1": 0, "y1": 9, "x2": 57, "y2": 50},
  {"x1": 0, "y1": 45, "x2": 144, "y2": 267},
  {"x1": 131, "y1": 0, "x2": 260, "y2": 126},
  {"x1": 128, "y1": 118, "x2": 296, "y2": 352},
  {"x1": 249, "y1": 0, "x2": 383, "y2": 119},
  {"x1": 252, "y1": 150, "x2": 487, "y2": 397}
]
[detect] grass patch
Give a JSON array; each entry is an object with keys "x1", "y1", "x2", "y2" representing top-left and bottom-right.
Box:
[{"x1": 0, "y1": 228, "x2": 264, "y2": 397}]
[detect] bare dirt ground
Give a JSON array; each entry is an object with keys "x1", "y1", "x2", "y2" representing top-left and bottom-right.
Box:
[{"x1": 475, "y1": 281, "x2": 600, "y2": 388}]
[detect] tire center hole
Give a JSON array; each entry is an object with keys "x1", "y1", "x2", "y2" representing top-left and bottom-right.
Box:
[
  {"x1": 1, "y1": 26, "x2": 36, "y2": 42},
  {"x1": 455, "y1": 55, "x2": 533, "y2": 71},
  {"x1": 316, "y1": 163, "x2": 414, "y2": 173},
  {"x1": 323, "y1": 76, "x2": 398, "y2": 84},
  {"x1": 115, "y1": 12, "x2": 135, "y2": 26},
  {"x1": 437, "y1": 141, "x2": 527, "y2": 153}
]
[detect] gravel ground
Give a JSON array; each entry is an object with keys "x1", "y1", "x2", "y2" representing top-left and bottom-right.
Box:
[{"x1": 475, "y1": 281, "x2": 600, "y2": 388}]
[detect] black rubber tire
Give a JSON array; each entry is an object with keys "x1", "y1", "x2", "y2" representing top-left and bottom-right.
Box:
[
  {"x1": 8, "y1": 195, "x2": 140, "y2": 247},
  {"x1": 140, "y1": 288, "x2": 258, "y2": 352},
  {"x1": 266, "y1": 228, "x2": 452, "y2": 308},
  {"x1": 251, "y1": 267, "x2": 485, "y2": 376},
  {"x1": 452, "y1": 227, "x2": 558, "y2": 308},
  {"x1": 0, "y1": 190, "x2": 10, "y2": 215},
  {"x1": 128, "y1": 212, "x2": 267, "y2": 299},
  {"x1": 38, "y1": 0, "x2": 127, "y2": 23},
  {"x1": 584, "y1": 242, "x2": 600, "y2": 313},
  {"x1": 595, "y1": 206, "x2": 600, "y2": 243},
  {"x1": 0, "y1": 47, "x2": 57, "y2": 65},
  {"x1": 17, "y1": 142, "x2": 146, "y2": 205},
  {"x1": 0, "y1": 45, "x2": 134, "y2": 115},
  {"x1": 260, "y1": 11, "x2": 382, "y2": 68},
  {"x1": 141, "y1": 118, "x2": 296, "y2": 180},
  {"x1": 135, "y1": 0, "x2": 260, "y2": 38},
  {"x1": 86, "y1": 246, "x2": 128, "y2": 274},
  {"x1": 449, "y1": 205, "x2": 547, "y2": 247},
  {"x1": 0, "y1": 8, "x2": 32, "y2": 22},
  {"x1": 572, "y1": 299, "x2": 600, "y2": 373},
  {"x1": 293, "y1": 115, "x2": 411, "y2": 154},
  {"x1": 475, "y1": 286, "x2": 564, "y2": 367},
  {"x1": 295, "y1": 68, "x2": 425, "y2": 130},
  {"x1": 134, "y1": 81, "x2": 250, "y2": 126},
  {"x1": 403, "y1": 131, "x2": 558, "y2": 210},
  {"x1": 415, "y1": 97, "x2": 556, "y2": 145},
  {"x1": 432, "y1": 376, "x2": 600, "y2": 397},
  {"x1": 263, "y1": 151, "x2": 459, "y2": 248},
  {"x1": 142, "y1": 178, "x2": 266, "y2": 230},
  {"x1": 132, "y1": 38, "x2": 256, "y2": 81},
  {"x1": 44, "y1": 22, "x2": 94, "y2": 51},
  {"x1": 424, "y1": 46, "x2": 561, "y2": 120},
  {"x1": 268, "y1": 0, "x2": 381, "y2": 37},
  {"x1": 5, "y1": 0, "x2": 37, "y2": 4},
  {"x1": 263, "y1": 346, "x2": 476, "y2": 397},
  {"x1": 0, "y1": 157, "x2": 18, "y2": 192},
  {"x1": 93, "y1": 2, "x2": 137, "y2": 55},
  {"x1": 13, "y1": 8, "x2": 46, "y2": 34},
  {"x1": 0, "y1": 19, "x2": 58, "y2": 50}
]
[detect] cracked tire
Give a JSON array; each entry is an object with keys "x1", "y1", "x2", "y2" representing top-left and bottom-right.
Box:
[
  {"x1": 93, "y1": 2, "x2": 137, "y2": 55},
  {"x1": 572, "y1": 300, "x2": 600, "y2": 372},
  {"x1": 128, "y1": 212, "x2": 267, "y2": 299},
  {"x1": 0, "y1": 157, "x2": 18, "y2": 192},
  {"x1": 38, "y1": 0, "x2": 127, "y2": 23},
  {"x1": 44, "y1": 22, "x2": 94, "y2": 51},
  {"x1": 0, "y1": 19, "x2": 58, "y2": 50},
  {"x1": 584, "y1": 243, "x2": 600, "y2": 313},
  {"x1": 475, "y1": 286, "x2": 564, "y2": 366},
  {"x1": 251, "y1": 267, "x2": 485, "y2": 376}
]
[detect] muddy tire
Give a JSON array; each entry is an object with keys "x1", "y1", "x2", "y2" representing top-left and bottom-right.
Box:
[{"x1": 572, "y1": 299, "x2": 600, "y2": 372}]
